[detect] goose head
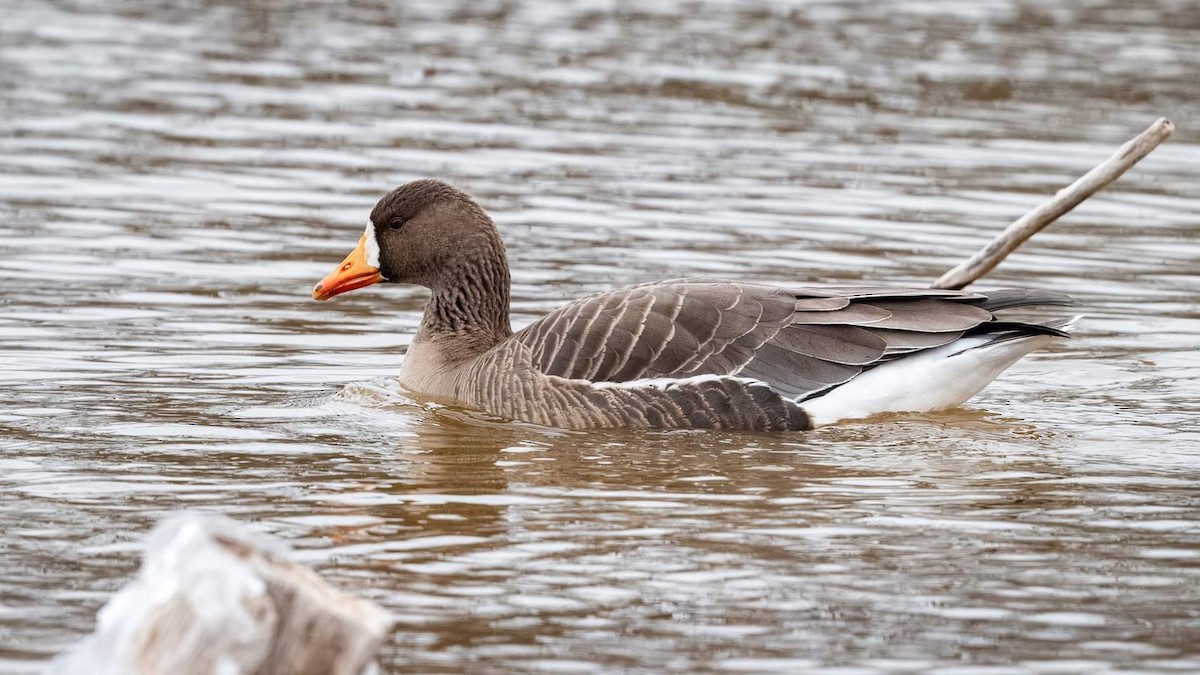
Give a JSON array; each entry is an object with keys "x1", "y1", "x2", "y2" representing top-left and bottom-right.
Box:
[{"x1": 312, "y1": 179, "x2": 504, "y2": 301}]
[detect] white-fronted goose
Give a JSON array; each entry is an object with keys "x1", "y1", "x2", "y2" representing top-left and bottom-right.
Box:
[{"x1": 313, "y1": 180, "x2": 1075, "y2": 431}]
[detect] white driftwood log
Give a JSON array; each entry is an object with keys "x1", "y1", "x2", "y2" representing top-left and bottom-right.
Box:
[
  {"x1": 933, "y1": 118, "x2": 1175, "y2": 289},
  {"x1": 51, "y1": 513, "x2": 392, "y2": 675}
]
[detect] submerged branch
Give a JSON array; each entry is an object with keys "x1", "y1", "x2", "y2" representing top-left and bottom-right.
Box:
[{"x1": 933, "y1": 117, "x2": 1175, "y2": 290}]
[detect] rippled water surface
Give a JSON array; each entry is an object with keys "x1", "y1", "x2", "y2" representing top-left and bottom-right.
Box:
[{"x1": 2, "y1": 0, "x2": 1199, "y2": 672}]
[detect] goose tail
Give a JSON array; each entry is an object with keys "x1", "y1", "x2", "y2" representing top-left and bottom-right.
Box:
[{"x1": 800, "y1": 315, "x2": 1082, "y2": 426}]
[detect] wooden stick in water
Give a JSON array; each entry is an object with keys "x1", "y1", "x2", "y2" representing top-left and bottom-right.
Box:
[{"x1": 932, "y1": 117, "x2": 1175, "y2": 290}]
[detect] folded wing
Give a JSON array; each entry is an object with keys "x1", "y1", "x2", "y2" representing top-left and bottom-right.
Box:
[{"x1": 512, "y1": 278, "x2": 1070, "y2": 401}]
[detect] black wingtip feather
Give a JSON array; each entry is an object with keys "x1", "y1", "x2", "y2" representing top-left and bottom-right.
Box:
[
  {"x1": 973, "y1": 288, "x2": 1075, "y2": 311},
  {"x1": 965, "y1": 321, "x2": 1073, "y2": 340}
]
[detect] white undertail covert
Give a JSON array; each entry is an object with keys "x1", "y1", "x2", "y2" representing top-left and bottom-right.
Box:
[{"x1": 800, "y1": 317, "x2": 1080, "y2": 427}]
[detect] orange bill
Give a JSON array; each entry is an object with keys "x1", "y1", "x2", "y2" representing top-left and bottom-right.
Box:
[{"x1": 312, "y1": 234, "x2": 382, "y2": 301}]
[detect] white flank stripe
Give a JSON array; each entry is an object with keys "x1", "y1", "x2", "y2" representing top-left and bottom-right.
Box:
[
  {"x1": 592, "y1": 374, "x2": 757, "y2": 391},
  {"x1": 363, "y1": 222, "x2": 380, "y2": 269}
]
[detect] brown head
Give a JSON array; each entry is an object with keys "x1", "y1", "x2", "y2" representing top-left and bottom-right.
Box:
[{"x1": 312, "y1": 179, "x2": 508, "y2": 302}]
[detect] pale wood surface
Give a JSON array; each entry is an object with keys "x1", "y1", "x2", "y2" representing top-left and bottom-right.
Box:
[{"x1": 52, "y1": 514, "x2": 392, "y2": 675}]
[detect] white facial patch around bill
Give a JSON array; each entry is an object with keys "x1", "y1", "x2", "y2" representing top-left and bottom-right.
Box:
[{"x1": 363, "y1": 222, "x2": 381, "y2": 269}]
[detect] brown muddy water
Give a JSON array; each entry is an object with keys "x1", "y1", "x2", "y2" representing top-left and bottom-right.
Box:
[{"x1": 2, "y1": 1, "x2": 1199, "y2": 673}]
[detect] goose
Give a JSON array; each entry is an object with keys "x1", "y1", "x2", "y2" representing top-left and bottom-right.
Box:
[{"x1": 312, "y1": 179, "x2": 1075, "y2": 431}]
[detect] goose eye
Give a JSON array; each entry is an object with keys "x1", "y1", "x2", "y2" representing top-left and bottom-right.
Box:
[{"x1": 388, "y1": 217, "x2": 406, "y2": 231}]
